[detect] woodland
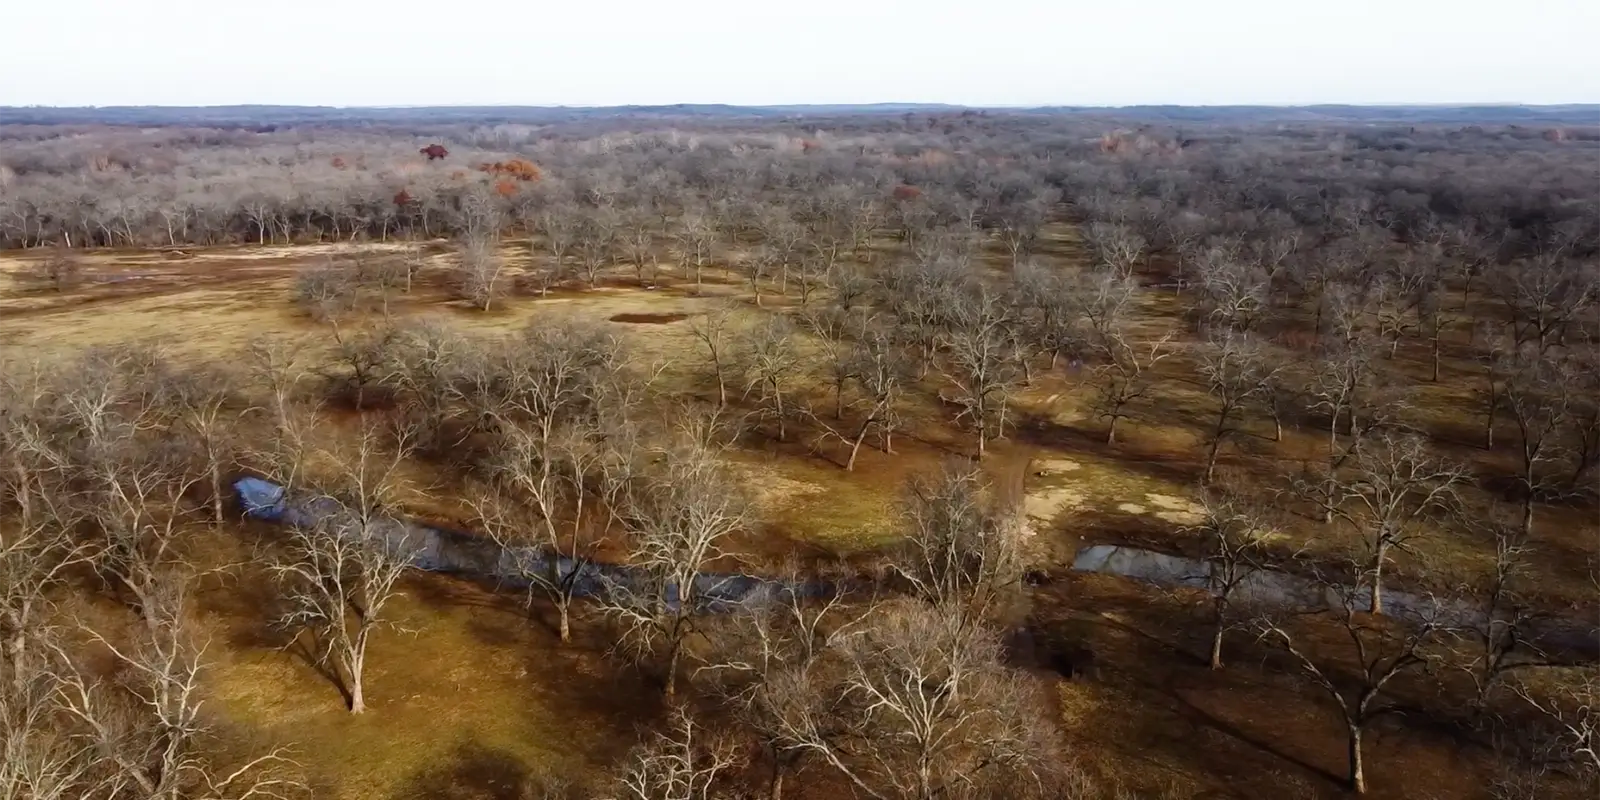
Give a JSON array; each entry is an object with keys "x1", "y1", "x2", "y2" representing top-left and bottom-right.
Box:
[{"x1": 0, "y1": 105, "x2": 1596, "y2": 799}]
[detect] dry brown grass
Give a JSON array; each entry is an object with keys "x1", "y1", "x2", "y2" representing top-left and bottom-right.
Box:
[{"x1": 5, "y1": 234, "x2": 1594, "y2": 799}]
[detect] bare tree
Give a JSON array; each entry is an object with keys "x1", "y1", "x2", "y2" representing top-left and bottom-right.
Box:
[
  {"x1": 1197, "y1": 330, "x2": 1277, "y2": 484},
  {"x1": 769, "y1": 601, "x2": 1058, "y2": 800},
  {"x1": 893, "y1": 462, "x2": 1028, "y2": 632},
  {"x1": 52, "y1": 591, "x2": 304, "y2": 799},
  {"x1": 1491, "y1": 252, "x2": 1597, "y2": 353},
  {"x1": 1090, "y1": 327, "x2": 1175, "y2": 445},
  {"x1": 471, "y1": 320, "x2": 628, "y2": 643},
  {"x1": 1512, "y1": 669, "x2": 1600, "y2": 779},
  {"x1": 455, "y1": 233, "x2": 508, "y2": 311},
  {"x1": 690, "y1": 303, "x2": 737, "y2": 408},
  {"x1": 574, "y1": 209, "x2": 618, "y2": 288},
  {"x1": 1301, "y1": 335, "x2": 1397, "y2": 524},
  {"x1": 601, "y1": 437, "x2": 748, "y2": 697},
  {"x1": 620, "y1": 204, "x2": 660, "y2": 287},
  {"x1": 839, "y1": 326, "x2": 909, "y2": 472},
  {"x1": 1191, "y1": 244, "x2": 1269, "y2": 333},
  {"x1": 0, "y1": 505, "x2": 88, "y2": 692},
  {"x1": 1083, "y1": 222, "x2": 1146, "y2": 276},
  {"x1": 1455, "y1": 510, "x2": 1551, "y2": 709},
  {"x1": 269, "y1": 422, "x2": 423, "y2": 713},
  {"x1": 606, "y1": 706, "x2": 741, "y2": 800},
  {"x1": 698, "y1": 559, "x2": 867, "y2": 800},
  {"x1": 0, "y1": 651, "x2": 102, "y2": 800},
  {"x1": 671, "y1": 207, "x2": 719, "y2": 294},
  {"x1": 1256, "y1": 577, "x2": 1449, "y2": 795},
  {"x1": 1188, "y1": 487, "x2": 1273, "y2": 669},
  {"x1": 1496, "y1": 345, "x2": 1577, "y2": 539},
  {"x1": 167, "y1": 365, "x2": 248, "y2": 526},
  {"x1": 739, "y1": 316, "x2": 801, "y2": 442},
  {"x1": 1325, "y1": 431, "x2": 1466, "y2": 615},
  {"x1": 941, "y1": 286, "x2": 1022, "y2": 458}
]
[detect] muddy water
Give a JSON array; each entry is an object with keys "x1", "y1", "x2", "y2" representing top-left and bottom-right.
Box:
[
  {"x1": 1071, "y1": 544, "x2": 1599, "y2": 657},
  {"x1": 236, "y1": 477, "x2": 1598, "y2": 656}
]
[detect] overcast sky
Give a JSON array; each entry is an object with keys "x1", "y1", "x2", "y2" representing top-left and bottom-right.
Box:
[{"x1": 4, "y1": 0, "x2": 1596, "y2": 107}]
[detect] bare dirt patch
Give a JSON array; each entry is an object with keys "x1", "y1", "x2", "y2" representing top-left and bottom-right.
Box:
[{"x1": 608, "y1": 311, "x2": 692, "y2": 324}]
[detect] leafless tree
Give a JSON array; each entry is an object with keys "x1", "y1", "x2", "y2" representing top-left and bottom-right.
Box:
[
  {"x1": 292, "y1": 259, "x2": 364, "y2": 334},
  {"x1": 1011, "y1": 263, "x2": 1089, "y2": 373},
  {"x1": 268, "y1": 421, "x2": 423, "y2": 713},
  {"x1": 1255, "y1": 576, "x2": 1449, "y2": 795},
  {"x1": 690, "y1": 303, "x2": 737, "y2": 408},
  {"x1": 1197, "y1": 330, "x2": 1278, "y2": 484},
  {"x1": 1191, "y1": 244, "x2": 1269, "y2": 333},
  {"x1": 1090, "y1": 327, "x2": 1176, "y2": 445},
  {"x1": 893, "y1": 461, "x2": 1028, "y2": 633},
  {"x1": 1511, "y1": 669, "x2": 1600, "y2": 779},
  {"x1": 1323, "y1": 431, "x2": 1466, "y2": 615},
  {"x1": 1491, "y1": 252, "x2": 1597, "y2": 353},
  {"x1": 1083, "y1": 222, "x2": 1146, "y2": 276},
  {"x1": 1188, "y1": 487, "x2": 1272, "y2": 669},
  {"x1": 317, "y1": 323, "x2": 405, "y2": 410},
  {"x1": 470, "y1": 320, "x2": 629, "y2": 643},
  {"x1": 698, "y1": 559, "x2": 868, "y2": 800},
  {"x1": 767, "y1": 600, "x2": 1058, "y2": 800},
  {"x1": 618, "y1": 204, "x2": 660, "y2": 288},
  {"x1": 1453, "y1": 509, "x2": 1550, "y2": 709},
  {"x1": 534, "y1": 204, "x2": 579, "y2": 275},
  {"x1": 605, "y1": 706, "x2": 741, "y2": 800},
  {"x1": 166, "y1": 365, "x2": 249, "y2": 526},
  {"x1": 799, "y1": 306, "x2": 861, "y2": 421},
  {"x1": 839, "y1": 326, "x2": 909, "y2": 472},
  {"x1": 1301, "y1": 335, "x2": 1398, "y2": 524},
  {"x1": 1496, "y1": 345, "x2": 1579, "y2": 539},
  {"x1": 941, "y1": 286, "x2": 1022, "y2": 458},
  {"x1": 52, "y1": 591, "x2": 304, "y2": 799},
  {"x1": 671, "y1": 207, "x2": 719, "y2": 294},
  {"x1": 739, "y1": 316, "x2": 801, "y2": 442},
  {"x1": 455, "y1": 233, "x2": 508, "y2": 311},
  {"x1": 0, "y1": 651, "x2": 102, "y2": 800},
  {"x1": 0, "y1": 502, "x2": 88, "y2": 693},
  {"x1": 575, "y1": 209, "x2": 618, "y2": 288},
  {"x1": 601, "y1": 437, "x2": 748, "y2": 697}
]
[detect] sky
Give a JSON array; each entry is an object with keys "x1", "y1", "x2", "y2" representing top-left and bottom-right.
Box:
[{"x1": 3, "y1": 0, "x2": 1596, "y2": 107}]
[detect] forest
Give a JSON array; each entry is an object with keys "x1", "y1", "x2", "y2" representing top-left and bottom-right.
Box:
[{"x1": 0, "y1": 105, "x2": 1596, "y2": 800}]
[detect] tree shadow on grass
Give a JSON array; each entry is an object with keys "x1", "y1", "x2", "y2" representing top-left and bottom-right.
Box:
[{"x1": 389, "y1": 741, "x2": 580, "y2": 800}]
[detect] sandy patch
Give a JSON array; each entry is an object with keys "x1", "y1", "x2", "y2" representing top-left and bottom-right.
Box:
[
  {"x1": 1026, "y1": 486, "x2": 1087, "y2": 522},
  {"x1": 1116, "y1": 503, "x2": 1148, "y2": 515},
  {"x1": 1033, "y1": 458, "x2": 1082, "y2": 475},
  {"x1": 1145, "y1": 493, "x2": 1205, "y2": 526}
]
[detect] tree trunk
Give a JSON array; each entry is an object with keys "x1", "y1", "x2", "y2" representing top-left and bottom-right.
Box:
[
  {"x1": 664, "y1": 635, "x2": 683, "y2": 698},
  {"x1": 845, "y1": 421, "x2": 872, "y2": 472},
  {"x1": 1348, "y1": 723, "x2": 1366, "y2": 794},
  {"x1": 1520, "y1": 492, "x2": 1535, "y2": 541},
  {"x1": 1204, "y1": 432, "x2": 1223, "y2": 485},
  {"x1": 558, "y1": 603, "x2": 571, "y2": 644},
  {"x1": 209, "y1": 459, "x2": 224, "y2": 526},
  {"x1": 349, "y1": 673, "x2": 366, "y2": 714},
  {"x1": 1209, "y1": 600, "x2": 1226, "y2": 670},
  {"x1": 1430, "y1": 332, "x2": 1441, "y2": 382},
  {"x1": 7, "y1": 629, "x2": 26, "y2": 693},
  {"x1": 769, "y1": 759, "x2": 785, "y2": 800},
  {"x1": 1369, "y1": 547, "x2": 1387, "y2": 615},
  {"x1": 1105, "y1": 415, "x2": 1119, "y2": 445}
]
